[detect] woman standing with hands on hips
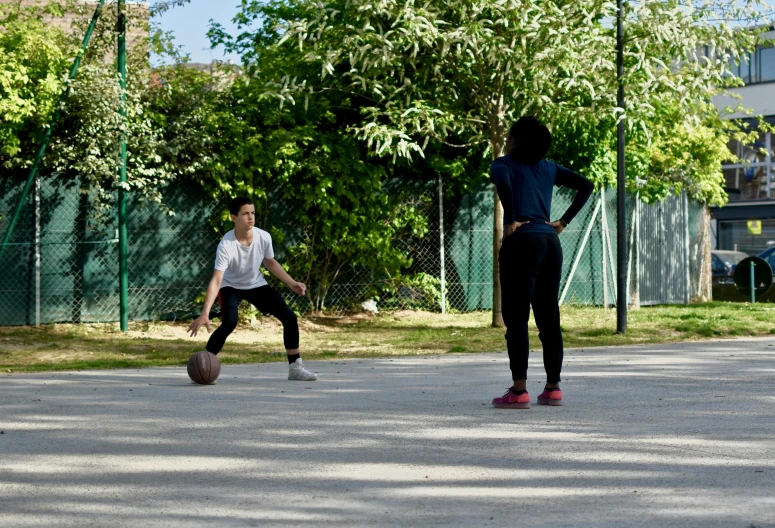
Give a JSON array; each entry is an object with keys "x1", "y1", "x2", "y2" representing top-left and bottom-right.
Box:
[{"x1": 490, "y1": 116, "x2": 593, "y2": 409}]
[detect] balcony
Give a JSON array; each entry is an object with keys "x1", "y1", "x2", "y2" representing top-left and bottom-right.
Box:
[{"x1": 723, "y1": 133, "x2": 774, "y2": 202}]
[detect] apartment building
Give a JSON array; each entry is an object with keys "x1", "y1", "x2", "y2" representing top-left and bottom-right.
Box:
[
  {"x1": 712, "y1": 27, "x2": 775, "y2": 255},
  {"x1": 1, "y1": 0, "x2": 149, "y2": 49}
]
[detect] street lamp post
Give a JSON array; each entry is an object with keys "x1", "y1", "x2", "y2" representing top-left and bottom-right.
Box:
[{"x1": 616, "y1": 0, "x2": 627, "y2": 333}]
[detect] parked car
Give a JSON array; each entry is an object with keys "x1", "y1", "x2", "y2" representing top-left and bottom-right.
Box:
[
  {"x1": 711, "y1": 250, "x2": 750, "y2": 285},
  {"x1": 757, "y1": 245, "x2": 775, "y2": 274}
]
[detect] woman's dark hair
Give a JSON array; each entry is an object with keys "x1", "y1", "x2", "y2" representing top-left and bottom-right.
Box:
[
  {"x1": 229, "y1": 197, "x2": 254, "y2": 216},
  {"x1": 508, "y1": 116, "x2": 552, "y2": 164}
]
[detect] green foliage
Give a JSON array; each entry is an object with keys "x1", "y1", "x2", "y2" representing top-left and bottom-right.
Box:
[
  {"x1": 376, "y1": 272, "x2": 451, "y2": 313},
  {"x1": 193, "y1": 76, "x2": 432, "y2": 312},
  {"x1": 1, "y1": 0, "x2": 218, "y2": 220},
  {"x1": 223, "y1": 0, "x2": 618, "y2": 158},
  {"x1": 227, "y1": 0, "x2": 774, "y2": 205},
  {"x1": 0, "y1": 1, "x2": 78, "y2": 166}
]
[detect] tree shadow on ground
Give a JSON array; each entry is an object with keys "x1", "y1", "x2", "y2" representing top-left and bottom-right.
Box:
[{"x1": 1, "y1": 339, "x2": 774, "y2": 527}]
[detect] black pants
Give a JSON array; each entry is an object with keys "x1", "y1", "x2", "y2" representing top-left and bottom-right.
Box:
[
  {"x1": 499, "y1": 230, "x2": 563, "y2": 383},
  {"x1": 206, "y1": 285, "x2": 299, "y2": 353}
]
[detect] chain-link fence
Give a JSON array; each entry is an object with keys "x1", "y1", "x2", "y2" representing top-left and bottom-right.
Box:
[
  {"x1": 0, "y1": 176, "x2": 223, "y2": 325},
  {"x1": 0, "y1": 174, "x2": 707, "y2": 326}
]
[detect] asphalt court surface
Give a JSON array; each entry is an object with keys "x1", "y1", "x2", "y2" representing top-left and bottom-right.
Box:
[{"x1": 1, "y1": 338, "x2": 774, "y2": 527}]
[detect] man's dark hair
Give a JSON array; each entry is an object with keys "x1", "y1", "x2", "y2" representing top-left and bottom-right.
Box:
[
  {"x1": 229, "y1": 197, "x2": 254, "y2": 216},
  {"x1": 508, "y1": 116, "x2": 552, "y2": 164}
]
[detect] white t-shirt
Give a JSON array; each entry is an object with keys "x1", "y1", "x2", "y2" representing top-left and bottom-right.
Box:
[{"x1": 214, "y1": 228, "x2": 275, "y2": 290}]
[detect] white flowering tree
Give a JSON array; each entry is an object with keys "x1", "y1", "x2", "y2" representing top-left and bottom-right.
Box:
[
  {"x1": 222, "y1": 0, "x2": 773, "y2": 323},
  {"x1": 223, "y1": 0, "x2": 617, "y2": 324},
  {"x1": 218, "y1": 0, "x2": 768, "y2": 322}
]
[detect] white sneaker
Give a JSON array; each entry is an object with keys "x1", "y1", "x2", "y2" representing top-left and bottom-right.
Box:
[{"x1": 288, "y1": 358, "x2": 317, "y2": 381}]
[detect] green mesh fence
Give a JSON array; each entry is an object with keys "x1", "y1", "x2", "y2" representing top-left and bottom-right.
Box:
[
  {"x1": 0, "y1": 177, "x2": 224, "y2": 325},
  {"x1": 0, "y1": 174, "x2": 701, "y2": 326}
]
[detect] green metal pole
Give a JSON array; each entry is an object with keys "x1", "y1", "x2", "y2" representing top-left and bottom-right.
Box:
[
  {"x1": 616, "y1": 0, "x2": 627, "y2": 333},
  {"x1": 0, "y1": 0, "x2": 106, "y2": 263},
  {"x1": 117, "y1": 0, "x2": 129, "y2": 331},
  {"x1": 750, "y1": 260, "x2": 755, "y2": 304}
]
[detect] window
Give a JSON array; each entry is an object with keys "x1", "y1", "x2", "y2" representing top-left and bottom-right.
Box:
[
  {"x1": 725, "y1": 55, "x2": 742, "y2": 79},
  {"x1": 722, "y1": 133, "x2": 772, "y2": 201},
  {"x1": 770, "y1": 167, "x2": 775, "y2": 200},
  {"x1": 727, "y1": 138, "x2": 743, "y2": 159},
  {"x1": 723, "y1": 168, "x2": 739, "y2": 189},
  {"x1": 761, "y1": 46, "x2": 775, "y2": 83},
  {"x1": 721, "y1": 45, "x2": 775, "y2": 85},
  {"x1": 719, "y1": 220, "x2": 775, "y2": 255},
  {"x1": 734, "y1": 52, "x2": 754, "y2": 84}
]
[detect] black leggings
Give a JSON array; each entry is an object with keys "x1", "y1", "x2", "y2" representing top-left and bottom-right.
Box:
[
  {"x1": 206, "y1": 286, "x2": 299, "y2": 353},
  {"x1": 499, "y1": 230, "x2": 564, "y2": 383}
]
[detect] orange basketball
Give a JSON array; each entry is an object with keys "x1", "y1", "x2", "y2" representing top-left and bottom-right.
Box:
[{"x1": 187, "y1": 351, "x2": 221, "y2": 385}]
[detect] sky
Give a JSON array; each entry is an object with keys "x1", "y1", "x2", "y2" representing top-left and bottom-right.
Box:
[
  {"x1": 153, "y1": 0, "x2": 775, "y2": 65},
  {"x1": 151, "y1": 0, "x2": 242, "y2": 64}
]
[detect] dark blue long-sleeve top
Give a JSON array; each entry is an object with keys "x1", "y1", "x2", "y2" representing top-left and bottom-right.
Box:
[{"x1": 490, "y1": 155, "x2": 594, "y2": 234}]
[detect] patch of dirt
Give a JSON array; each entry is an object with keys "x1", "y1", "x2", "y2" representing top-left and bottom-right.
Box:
[
  {"x1": 392, "y1": 310, "x2": 435, "y2": 318},
  {"x1": 32, "y1": 350, "x2": 99, "y2": 363},
  {"x1": 308, "y1": 311, "x2": 376, "y2": 323},
  {"x1": 123, "y1": 320, "x2": 286, "y2": 346}
]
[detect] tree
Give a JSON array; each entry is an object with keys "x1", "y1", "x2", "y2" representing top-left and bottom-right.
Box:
[
  {"x1": 1, "y1": 0, "x2": 222, "y2": 222},
  {"x1": 221, "y1": 0, "x2": 773, "y2": 324},
  {"x1": 30, "y1": 1, "x2": 228, "y2": 221},
  {"x1": 218, "y1": 0, "x2": 616, "y2": 325},
  {"x1": 192, "y1": 75, "x2": 434, "y2": 312},
  {"x1": 0, "y1": 1, "x2": 78, "y2": 170}
]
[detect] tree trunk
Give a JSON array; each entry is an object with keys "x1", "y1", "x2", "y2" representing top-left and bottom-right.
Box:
[
  {"x1": 491, "y1": 136, "x2": 505, "y2": 328},
  {"x1": 492, "y1": 190, "x2": 505, "y2": 327},
  {"x1": 695, "y1": 206, "x2": 712, "y2": 301}
]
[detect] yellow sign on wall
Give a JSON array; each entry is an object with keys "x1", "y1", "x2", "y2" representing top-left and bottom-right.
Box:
[{"x1": 747, "y1": 220, "x2": 762, "y2": 235}]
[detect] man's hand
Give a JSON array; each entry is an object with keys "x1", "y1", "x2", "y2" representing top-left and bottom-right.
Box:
[
  {"x1": 188, "y1": 315, "x2": 212, "y2": 338},
  {"x1": 546, "y1": 220, "x2": 566, "y2": 234},
  {"x1": 504, "y1": 220, "x2": 530, "y2": 237},
  {"x1": 290, "y1": 281, "x2": 306, "y2": 296}
]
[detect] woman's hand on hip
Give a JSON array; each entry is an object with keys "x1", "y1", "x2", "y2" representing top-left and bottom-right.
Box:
[
  {"x1": 546, "y1": 220, "x2": 566, "y2": 234},
  {"x1": 504, "y1": 220, "x2": 530, "y2": 237}
]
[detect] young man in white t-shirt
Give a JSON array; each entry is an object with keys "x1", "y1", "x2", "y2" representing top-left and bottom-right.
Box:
[{"x1": 187, "y1": 197, "x2": 317, "y2": 381}]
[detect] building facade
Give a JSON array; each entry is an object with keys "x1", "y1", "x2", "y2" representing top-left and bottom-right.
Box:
[
  {"x1": 1, "y1": 0, "x2": 149, "y2": 49},
  {"x1": 712, "y1": 28, "x2": 775, "y2": 256}
]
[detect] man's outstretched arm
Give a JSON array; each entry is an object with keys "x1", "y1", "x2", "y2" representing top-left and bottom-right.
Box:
[
  {"x1": 188, "y1": 269, "x2": 224, "y2": 337},
  {"x1": 263, "y1": 258, "x2": 306, "y2": 296}
]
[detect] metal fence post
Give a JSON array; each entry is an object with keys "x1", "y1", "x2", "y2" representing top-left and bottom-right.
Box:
[
  {"x1": 560, "y1": 197, "x2": 602, "y2": 306},
  {"x1": 766, "y1": 132, "x2": 772, "y2": 199},
  {"x1": 750, "y1": 260, "x2": 755, "y2": 304},
  {"x1": 626, "y1": 193, "x2": 636, "y2": 308},
  {"x1": 35, "y1": 175, "x2": 41, "y2": 327},
  {"x1": 683, "y1": 192, "x2": 691, "y2": 304},
  {"x1": 438, "y1": 175, "x2": 446, "y2": 314},
  {"x1": 662, "y1": 201, "x2": 668, "y2": 304},
  {"x1": 634, "y1": 195, "x2": 640, "y2": 308},
  {"x1": 601, "y1": 188, "x2": 609, "y2": 307},
  {"x1": 605, "y1": 192, "x2": 617, "y2": 303},
  {"x1": 118, "y1": 0, "x2": 129, "y2": 331}
]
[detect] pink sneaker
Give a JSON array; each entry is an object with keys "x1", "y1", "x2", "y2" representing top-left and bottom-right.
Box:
[
  {"x1": 492, "y1": 388, "x2": 530, "y2": 409},
  {"x1": 537, "y1": 387, "x2": 563, "y2": 406}
]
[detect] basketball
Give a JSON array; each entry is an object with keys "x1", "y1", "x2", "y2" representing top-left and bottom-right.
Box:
[{"x1": 187, "y1": 351, "x2": 221, "y2": 385}]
